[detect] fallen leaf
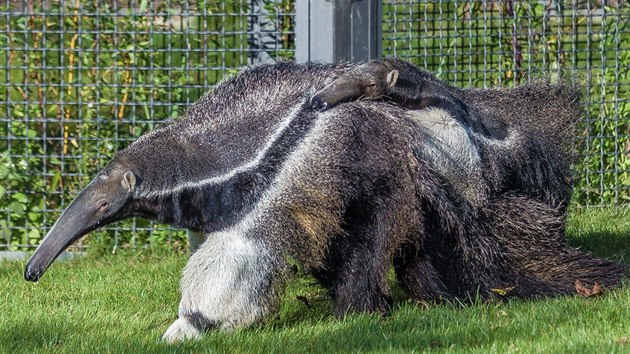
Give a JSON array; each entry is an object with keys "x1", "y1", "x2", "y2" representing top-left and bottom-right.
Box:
[
  {"x1": 575, "y1": 280, "x2": 589, "y2": 296},
  {"x1": 617, "y1": 337, "x2": 628, "y2": 345},
  {"x1": 490, "y1": 286, "x2": 516, "y2": 296},
  {"x1": 592, "y1": 282, "x2": 603, "y2": 296},
  {"x1": 575, "y1": 280, "x2": 604, "y2": 297}
]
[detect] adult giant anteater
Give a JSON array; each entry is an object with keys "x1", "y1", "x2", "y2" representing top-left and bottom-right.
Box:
[{"x1": 24, "y1": 61, "x2": 626, "y2": 342}]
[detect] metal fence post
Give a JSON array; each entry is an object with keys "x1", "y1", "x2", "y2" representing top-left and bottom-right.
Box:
[{"x1": 296, "y1": 0, "x2": 382, "y2": 63}]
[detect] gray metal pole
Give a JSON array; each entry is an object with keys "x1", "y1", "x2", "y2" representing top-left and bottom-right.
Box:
[
  {"x1": 349, "y1": 0, "x2": 382, "y2": 62},
  {"x1": 296, "y1": 0, "x2": 382, "y2": 63}
]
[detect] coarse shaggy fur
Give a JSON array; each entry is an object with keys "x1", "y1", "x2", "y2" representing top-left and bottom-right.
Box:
[{"x1": 25, "y1": 60, "x2": 627, "y2": 342}]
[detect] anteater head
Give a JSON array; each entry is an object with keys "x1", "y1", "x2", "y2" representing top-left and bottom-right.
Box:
[
  {"x1": 24, "y1": 164, "x2": 139, "y2": 282},
  {"x1": 310, "y1": 60, "x2": 399, "y2": 109}
]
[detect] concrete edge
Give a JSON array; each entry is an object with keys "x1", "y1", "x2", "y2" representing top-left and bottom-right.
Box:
[{"x1": 0, "y1": 251, "x2": 87, "y2": 261}]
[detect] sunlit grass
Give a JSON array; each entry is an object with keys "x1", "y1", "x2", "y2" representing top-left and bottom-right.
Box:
[{"x1": 0, "y1": 208, "x2": 629, "y2": 353}]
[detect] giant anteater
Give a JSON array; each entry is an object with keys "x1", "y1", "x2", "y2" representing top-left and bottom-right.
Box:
[{"x1": 23, "y1": 60, "x2": 626, "y2": 342}]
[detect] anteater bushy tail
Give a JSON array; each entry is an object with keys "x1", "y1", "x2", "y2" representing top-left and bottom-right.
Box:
[{"x1": 486, "y1": 194, "x2": 627, "y2": 296}]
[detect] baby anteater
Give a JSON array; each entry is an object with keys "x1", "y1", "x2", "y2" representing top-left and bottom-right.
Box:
[
  {"x1": 311, "y1": 58, "x2": 468, "y2": 122},
  {"x1": 310, "y1": 58, "x2": 502, "y2": 138}
]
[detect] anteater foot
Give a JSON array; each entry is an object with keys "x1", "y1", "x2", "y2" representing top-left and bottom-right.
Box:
[{"x1": 162, "y1": 317, "x2": 201, "y2": 343}]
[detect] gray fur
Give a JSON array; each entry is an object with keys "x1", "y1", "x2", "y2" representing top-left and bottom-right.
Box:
[
  {"x1": 23, "y1": 61, "x2": 626, "y2": 343},
  {"x1": 406, "y1": 108, "x2": 486, "y2": 207},
  {"x1": 166, "y1": 227, "x2": 282, "y2": 342}
]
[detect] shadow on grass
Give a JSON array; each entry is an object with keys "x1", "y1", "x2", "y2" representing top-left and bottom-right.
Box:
[
  {"x1": 187, "y1": 295, "x2": 629, "y2": 353},
  {"x1": 0, "y1": 320, "x2": 76, "y2": 353},
  {"x1": 3, "y1": 296, "x2": 627, "y2": 354},
  {"x1": 567, "y1": 231, "x2": 630, "y2": 262}
]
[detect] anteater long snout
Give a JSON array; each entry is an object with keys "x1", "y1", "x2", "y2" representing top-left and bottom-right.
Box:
[
  {"x1": 311, "y1": 79, "x2": 362, "y2": 110},
  {"x1": 24, "y1": 207, "x2": 83, "y2": 281},
  {"x1": 24, "y1": 192, "x2": 99, "y2": 282}
]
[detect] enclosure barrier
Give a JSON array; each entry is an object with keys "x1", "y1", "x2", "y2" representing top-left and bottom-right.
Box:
[{"x1": 1, "y1": 0, "x2": 628, "y2": 251}]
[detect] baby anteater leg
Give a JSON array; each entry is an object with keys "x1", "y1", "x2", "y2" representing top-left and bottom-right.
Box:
[{"x1": 162, "y1": 229, "x2": 284, "y2": 342}]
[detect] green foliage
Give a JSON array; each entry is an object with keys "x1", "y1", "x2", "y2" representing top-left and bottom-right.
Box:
[
  {"x1": 0, "y1": 1, "x2": 627, "y2": 250},
  {"x1": 0, "y1": 0, "x2": 296, "y2": 250},
  {"x1": 261, "y1": 0, "x2": 296, "y2": 59},
  {"x1": 574, "y1": 7, "x2": 630, "y2": 206},
  {"x1": 382, "y1": 2, "x2": 630, "y2": 206}
]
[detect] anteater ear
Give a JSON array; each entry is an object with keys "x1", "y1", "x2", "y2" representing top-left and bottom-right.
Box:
[
  {"x1": 387, "y1": 70, "x2": 399, "y2": 87},
  {"x1": 121, "y1": 171, "x2": 136, "y2": 193}
]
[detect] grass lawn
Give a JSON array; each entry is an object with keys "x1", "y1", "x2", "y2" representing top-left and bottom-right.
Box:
[{"x1": 1, "y1": 207, "x2": 629, "y2": 353}]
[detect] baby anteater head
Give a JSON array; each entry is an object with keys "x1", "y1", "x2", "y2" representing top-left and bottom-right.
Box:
[{"x1": 310, "y1": 60, "x2": 399, "y2": 109}]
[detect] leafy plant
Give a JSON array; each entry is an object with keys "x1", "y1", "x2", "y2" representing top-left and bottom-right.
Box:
[
  {"x1": 1, "y1": 1, "x2": 627, "y2": 251},
  {"x1": 0, "y1": 0, "x2": 260, "y2": 251},
  {"x1": 382, "y1": 1, "x2": 630, "y2": 206}
]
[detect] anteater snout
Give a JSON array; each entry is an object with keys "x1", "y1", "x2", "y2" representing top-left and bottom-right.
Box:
[
  {"x1": 310, "y1": 96, "x2": 328, "y2": 110},
  {"x1": 24, "y1": 265, "x2": 42, "y2": 282}
]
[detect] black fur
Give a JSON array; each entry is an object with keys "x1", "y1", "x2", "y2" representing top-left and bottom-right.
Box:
[
  {"x1": 184, "y1": 311, "x2": 217, "y2": 332},
  {"x1": 24, "y1": 61, "x2": 627, "y2": 341}
]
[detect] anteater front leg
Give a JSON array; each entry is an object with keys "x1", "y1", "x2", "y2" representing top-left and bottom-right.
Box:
[{"x1": 162, "y1": 228, "x2": 285, "y2": 342}]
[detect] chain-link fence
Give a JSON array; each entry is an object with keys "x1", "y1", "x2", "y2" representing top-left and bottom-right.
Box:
[
  {"x1": 1, "y1": 1, "x2": 628, "y2": 251},
  {"x1": 0, "y1": 0, "x2": 295, "y2": 251},
  {"x1": 382, "y1": 1, "x2": 630, "y2": 208}
]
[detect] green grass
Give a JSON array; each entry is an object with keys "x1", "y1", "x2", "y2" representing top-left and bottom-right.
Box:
[{"x1": 1, "y1": 207, "x2": 629, "y2": 353}]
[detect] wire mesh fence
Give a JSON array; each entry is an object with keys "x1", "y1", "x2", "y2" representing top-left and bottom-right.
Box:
[
  {"x1": 1, "y1": 0, "x2": 628, "y2": 251},
  {"x1": 0, "y1": 0, "x2": 295, "y2": 251},
  {"x1": 381, "y1": 1, "x2": 630, "y2": 207}
]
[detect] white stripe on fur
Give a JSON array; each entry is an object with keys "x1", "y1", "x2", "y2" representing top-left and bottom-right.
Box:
[{"x1": 142, "y1": 100, "x2": 305, "y2": 198}]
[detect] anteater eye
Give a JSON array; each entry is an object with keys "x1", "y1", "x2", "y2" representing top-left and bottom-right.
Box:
[{"x1": 97, "y1": 200, "x2": 109, "y2": 211}]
